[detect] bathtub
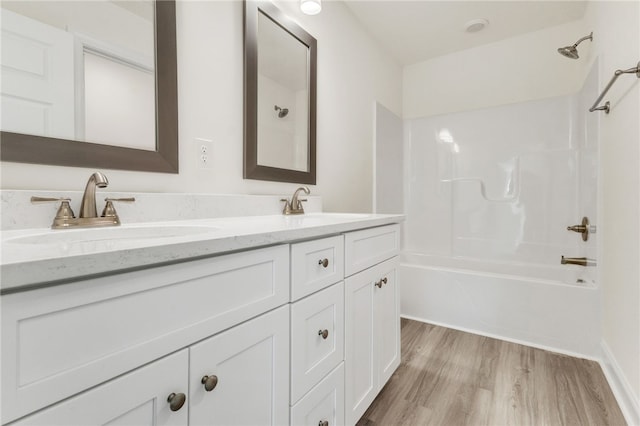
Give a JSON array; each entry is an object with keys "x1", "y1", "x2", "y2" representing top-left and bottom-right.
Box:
[{"x1": 399, "y1": 252, "x2": 600, "y2": 358}]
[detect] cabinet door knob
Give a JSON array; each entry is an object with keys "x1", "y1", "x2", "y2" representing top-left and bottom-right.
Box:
[
  {"x1": 167, "y1": 392, "x2": 186, "y2": 411},
  {"x1": 319, "y1": 420, "x2": 329, "y2": 426},
  {"x1": 318, "y1": 258, "x2": 329, "y2": 268},
  {"x1": 375, "y1": 279, "x2": 383, "y2": 288},
  {"x1": 201, "y1": 374, "x2": 219, "y2": 392},
  {"x1": 318, "y1": 329, "x2": 329, "y2": 339},
  {"x1": 382, "y1": 277, "x2": 388, "y2": 285}
]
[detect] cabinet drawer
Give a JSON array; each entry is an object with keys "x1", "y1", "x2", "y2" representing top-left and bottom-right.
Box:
[
  {"x1": 1, "y1": 245, "x2": 289, "y2": 424},
  {"x1": 344, "y1": 224, "x2": 399, "y2": 276},
  {"x1": 291, "y1": 235, "x2": 344, "y2": 301},
  {"x1": 11, "y1": 349, "x2": 189, "y2": 426},
  {"x1": 291, "y1": 282, "x2": 344, "y2": 404},
  {"x1": 291, "y1": 363, "x2": 345, "y2": 426}
]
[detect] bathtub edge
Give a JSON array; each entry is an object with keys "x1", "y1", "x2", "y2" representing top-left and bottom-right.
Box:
[{"x1": 400, "y1": 314, "x2": 601, "y2": 362}]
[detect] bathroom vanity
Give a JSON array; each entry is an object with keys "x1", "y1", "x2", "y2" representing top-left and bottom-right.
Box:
[{"x1": 1, "y1": 213, "x2": 401, "y2": 426}]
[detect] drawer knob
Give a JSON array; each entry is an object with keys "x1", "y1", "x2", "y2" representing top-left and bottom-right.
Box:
[
  {"x1": 375, "y1": 277, "x2": 388, "y2": 288},
  {"x1": 201, "y1": 374, "x2": 219, "y2": 392},
  {"x1": 318, "y1": 329, "x2": 329, "y2": 339},
  {"x1": 167, "y1": 392, "x2": 186, "y2": 411},
  {"x1": 319, "y1": 421, "x2": 329, "y2": 426},
  {"x1": 318, "y1": 258, "x2": 329, "y2": 268}
]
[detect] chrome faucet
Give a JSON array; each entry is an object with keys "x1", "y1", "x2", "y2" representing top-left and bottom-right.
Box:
[
  {"x1": 79, "y1": 171, "x2": 109, "y2": 218},
  {"x1": 31, "y1": 172, "x2": 135, "y2": 229},
  {"x1": 281, "y1": 186, "x2": 310, "y2": 215}
]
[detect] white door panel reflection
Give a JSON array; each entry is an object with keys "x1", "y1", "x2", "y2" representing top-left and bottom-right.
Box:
[
  {"x1": 0, "y1": 1, "x2": 155, "y2": 150},
  {"x1": 1, "y1": 9, "x2": 75, "y2": 139}
]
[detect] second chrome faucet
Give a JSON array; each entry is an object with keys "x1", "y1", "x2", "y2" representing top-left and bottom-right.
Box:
[{"x1": 281, "y1": 186, "x2": 310, "y2": 215}]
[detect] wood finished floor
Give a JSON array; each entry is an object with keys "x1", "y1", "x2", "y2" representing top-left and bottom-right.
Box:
[{"x1": 357, "y1": 319, "x2": 626, "y2": 426}]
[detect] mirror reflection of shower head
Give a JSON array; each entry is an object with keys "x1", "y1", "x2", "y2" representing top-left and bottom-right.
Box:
[
  {"x1": 557, "y1": 32, "x2": 593, "y2": 59},
  {"x1": 274, "y1": 105, "x2": 289, "y2": 118}
]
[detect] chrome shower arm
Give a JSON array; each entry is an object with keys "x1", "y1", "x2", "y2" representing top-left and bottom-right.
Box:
[
  {"x1": 572, "y1": 33, "x2": 593, "y2": 47},
  {"x1": 590, "y1": 62, "x2": 640, "y2": 114}
]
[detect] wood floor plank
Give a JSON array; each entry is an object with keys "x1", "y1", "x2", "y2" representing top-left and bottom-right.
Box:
[{"x1": 357, "y1": 319, "x2": 627, "y2": 426}]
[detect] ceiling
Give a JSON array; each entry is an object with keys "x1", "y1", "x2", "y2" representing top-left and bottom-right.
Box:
[{"x1": 343, "y1": 1, "x2": 588, "y2": 66}]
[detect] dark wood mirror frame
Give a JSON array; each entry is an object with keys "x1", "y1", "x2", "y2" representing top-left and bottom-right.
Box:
[
  {"x1": 0, "y1": 1, "x2": 179, "y2": 173},
  {"x1": 243, "y1": 0, "x2": 317, "y2": 184}
]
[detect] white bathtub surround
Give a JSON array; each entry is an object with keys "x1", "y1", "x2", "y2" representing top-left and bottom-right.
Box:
[
  {"x1": 400, "y1": 59, "x2": 601, "y2": 360},
  {"x1": 404, "y1": 92, "x2": 591, "y2": 266},
  {"x1": 0, "y1": 190, "x2": 322, "y2": 231}
]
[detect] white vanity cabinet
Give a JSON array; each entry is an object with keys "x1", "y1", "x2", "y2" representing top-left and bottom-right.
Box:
[
  {"x1": 1, "y1": 218, "x2": 402, "y2": 426},
  {"x1": 344, "y1": 225, "x2": 401, "y2": 426}
]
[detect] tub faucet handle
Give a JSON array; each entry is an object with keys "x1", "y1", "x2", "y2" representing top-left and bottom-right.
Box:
[{"x1": 567, "y1": 217, "x2": 591, "y2": 241}]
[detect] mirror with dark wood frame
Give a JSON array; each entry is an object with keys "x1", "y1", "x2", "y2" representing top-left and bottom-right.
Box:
[
  {"x1": 244, "y1": 0, "x2": 317, "y2": 184},
  {"x1": 0, "y1": 0, "x2": 178, "y2": 173}
]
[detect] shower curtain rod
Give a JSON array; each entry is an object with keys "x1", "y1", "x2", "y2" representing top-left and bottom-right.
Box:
[{"x1": 590, "y1": 61, "x2": 640, "y2": 114}]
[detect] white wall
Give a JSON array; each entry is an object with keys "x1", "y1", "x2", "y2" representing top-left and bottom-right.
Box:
[
  {"x1": 584, "y1": 1, "x2": 640, "y2": 421},
  {"x1": 403, "y1": 19, "x2": 590, "y2": 118},
  {"x1": 1, "y1": 0, "x2": 402, "y2": 214}
]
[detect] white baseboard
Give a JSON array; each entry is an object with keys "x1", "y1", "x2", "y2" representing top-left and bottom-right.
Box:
[
  {"x1": 401, "y1": 314, "x2": 600, "y2": 361},
  {"x1": 600, "y1": 341, "x2": 640, "y2": 426}
]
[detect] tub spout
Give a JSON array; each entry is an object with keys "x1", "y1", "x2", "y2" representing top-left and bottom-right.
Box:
[{"x1": 561, "y1": 256, "x2": 596, "y2": 267}]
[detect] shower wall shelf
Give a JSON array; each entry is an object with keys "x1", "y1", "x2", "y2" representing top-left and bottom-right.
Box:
[{"x1": 590, "y1": 61, "x2": 640, "y2": 114}]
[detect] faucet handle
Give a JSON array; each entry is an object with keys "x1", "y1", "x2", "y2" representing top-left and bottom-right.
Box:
[
  {"x1": 31, "y1": 196, "x2": 71, "y2": 203},
  {"x1": 31, "y1": 196, "x2": 75, "y2": 220},
  {"x1": 101, "y1": 197, "x2": 135, "y2": 218},
  {"x1": 105, "y1": 197, "x2": 136, "y2": 203}
]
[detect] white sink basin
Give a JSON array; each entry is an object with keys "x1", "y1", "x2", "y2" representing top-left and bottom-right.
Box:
[{"x1": 6, "y1": 225, "x2": 220, "y2": 245}]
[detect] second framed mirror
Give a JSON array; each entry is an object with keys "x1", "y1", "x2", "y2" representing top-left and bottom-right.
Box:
[{"x1": 244, "y1": 0, "x2": 317, "y2": 184}]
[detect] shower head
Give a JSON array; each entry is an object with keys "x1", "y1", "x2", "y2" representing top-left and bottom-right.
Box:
[
  {"x1": 274, "y1": 105, "x2": 289, "y2": 118},
  {"x1": 558, "y1": 45, "x2": 579, "y2": 59},
  {"x1": 557, "y1": 32, "x2": 593, "y2": 59}
]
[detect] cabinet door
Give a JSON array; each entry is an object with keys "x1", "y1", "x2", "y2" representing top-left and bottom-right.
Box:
[
  {"x1": 375, "y1": 258, "x2": 400, "y2": 387},
  {"x1": 344, "y1": 268, "x2": 376, "y2": 426},
  {"x1": 189, "y1": 305, "x2": 290, "y2": 426},
  {"x1": 344, "y1": 257, "x2": 400, "y2": 426},
  {"x1": 12, "y1": 350, "x2": 188, "y2": 426}
]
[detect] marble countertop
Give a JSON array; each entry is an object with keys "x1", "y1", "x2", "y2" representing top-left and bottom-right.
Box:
[{"x1": 1, "y1": 213, "x2": 403, "y2": 293}]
